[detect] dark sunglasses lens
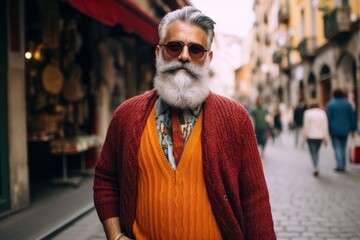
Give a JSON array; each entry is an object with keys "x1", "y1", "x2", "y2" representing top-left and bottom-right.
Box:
[
  {"x1": 166, "y1": 42, "x2": 183, "y2": 56},
  {"x1": 189, "y1": 44, "x2": 206, "y2": 59},
  {"x1": 164, "y1": 42, "x2": 206, "y2": 59}
]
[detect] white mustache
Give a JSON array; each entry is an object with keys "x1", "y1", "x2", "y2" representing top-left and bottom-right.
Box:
[{"x1": 157, "y1": 61, "x2": 202, "y2": 80}]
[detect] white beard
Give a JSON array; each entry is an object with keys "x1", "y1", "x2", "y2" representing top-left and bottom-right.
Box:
[{"x1": 154, "y1": 53, "x2": 211, "y2": 109}]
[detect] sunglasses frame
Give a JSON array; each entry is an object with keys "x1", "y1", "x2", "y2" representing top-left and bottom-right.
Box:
[{"x1": 159, "y1": 41, "x2": 209, "y2": 59}]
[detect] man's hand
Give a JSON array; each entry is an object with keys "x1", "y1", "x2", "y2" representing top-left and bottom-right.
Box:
[{"x1": 103, "y1": 217, "x2": 121, "y2": 240}]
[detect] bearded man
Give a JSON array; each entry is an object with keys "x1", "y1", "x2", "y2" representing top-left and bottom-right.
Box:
[{"x1": 93, "y1": 6, "x2": 276, "y2": 240}]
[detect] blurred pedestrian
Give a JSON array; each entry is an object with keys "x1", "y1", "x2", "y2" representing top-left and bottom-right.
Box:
[
  {"x1": 251, "y1": 97, "x2": 269, "y2": 156},
  {"x1": 273, "y1": 103, "x2": 282, "y2": 142},
  {"x1": 242, "y1": 97, "x2": 253, "y2": 114},
  {"x1": 293, "y1": 98, "x2": 307, "y2": 147},
  {"x1": 302, "y1": 103, "x2": 330, "y2": 176},
  {"x1": 93, "y1": 6, "x2": 275, "y2": 240},
  {"x1": 326, "y1": 89, "x2": 356, "y2": 172}
]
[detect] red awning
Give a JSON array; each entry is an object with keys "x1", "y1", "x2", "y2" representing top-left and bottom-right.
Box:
[
  {"x1": 164, "y1": 0, "x2": 189, "y2": 10},
  {"x1": 68, "y1": 0, "x2": 160, "y2": 44}
]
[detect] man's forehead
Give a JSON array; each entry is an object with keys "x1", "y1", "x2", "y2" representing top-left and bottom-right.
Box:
[{"x1": 164, "y1": 21, "x2": 207, "y2": 44}]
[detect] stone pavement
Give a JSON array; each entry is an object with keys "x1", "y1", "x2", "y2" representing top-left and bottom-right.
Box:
[
  {"x1": 52, "y1": 132, "x2": 360, "y2": 240},
  {"x1": 51, "y1": 210, "x2": 105, "y2": 240},
  {"x1": 0, "y1": 175, "x2": 94, "y2": 240}
]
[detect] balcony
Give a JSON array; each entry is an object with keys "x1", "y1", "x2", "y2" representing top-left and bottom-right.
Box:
[
  {"x1": 323, "y1": 7, "x2": 351, "y2": 40},
  {"x1": 278, "y1": 6, "x2": 289, "y2": 24},
  {"x1": 297, "y1": 37, "x2": 316, "y2": 60},
  {"x1": 272, "y1": 47, "x2": 291, "y2": 74},
  {"x1": 272, "y1": 48, "x2": 290, "y2": 74}
]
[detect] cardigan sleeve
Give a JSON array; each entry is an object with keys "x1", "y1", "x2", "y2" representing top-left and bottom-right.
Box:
[
  {"x1": 238, "y1": 116, "x2": 276, "y2": 239},
  {"x1": 93, "y1": 111, "x2": 121, "y2": 222},
  {"x1": 202, "y1": 94, "x2": 276, "y2": 239},
  {"x1": 93, "y1": 90, "x2": 157, "y2": 234}
]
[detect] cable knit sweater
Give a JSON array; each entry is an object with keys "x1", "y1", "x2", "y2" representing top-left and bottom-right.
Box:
[{"x1": 93, "y1": 89, "x2": 276, "y2": 240}]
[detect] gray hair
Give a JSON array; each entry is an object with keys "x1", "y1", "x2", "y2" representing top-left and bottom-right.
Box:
[{"x1": 158, "y1": 6, "x2": 216, "y2": 48}]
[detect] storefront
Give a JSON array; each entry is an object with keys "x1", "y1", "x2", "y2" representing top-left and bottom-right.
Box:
[
  {"x1": 25, "y1": 0, "x2": 159, "y2": 185},
  {"x1": 25, "y1": 1, "x2": 104, "y2": 186}
]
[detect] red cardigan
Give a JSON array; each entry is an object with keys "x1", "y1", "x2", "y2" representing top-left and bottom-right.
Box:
[{"x1": 93, "y1": 89, "x2": 276, "y2": 240}]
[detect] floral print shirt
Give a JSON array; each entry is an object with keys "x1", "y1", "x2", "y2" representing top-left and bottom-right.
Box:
[{"x1": 155, "y1": 97, "x2": 202, "y2": 169}]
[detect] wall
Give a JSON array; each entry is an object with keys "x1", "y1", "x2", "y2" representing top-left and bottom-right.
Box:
[
  {"x1": 210, "y1": 34, "x2": 246, "y2": 99},
  {"x1": 7, "y1": 0, "x2": 30, "y2": 211}
]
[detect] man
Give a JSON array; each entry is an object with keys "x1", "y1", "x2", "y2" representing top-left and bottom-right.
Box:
[
  {"x1": 251, "y1": 97, "x2": 269, "y2": 156},
  {"x1": 293, "y1": 98, "x2": 307, "y2": 147},
  {"x1": 94, "y1": 6, "x2": 275, "y2": 240},
  {"x1": 326, "y1": 89, "x2": 356, "y2": 172}
]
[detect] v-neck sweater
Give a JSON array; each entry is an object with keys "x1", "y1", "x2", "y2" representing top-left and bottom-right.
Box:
[
  {"x1": 132, "y1": 106, "x2": 221, "y2": 239},
  {"x1": 93, "y1": 89, "x2": 276, "y2": 240}
]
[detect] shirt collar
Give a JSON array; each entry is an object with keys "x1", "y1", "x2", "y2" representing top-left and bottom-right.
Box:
[{"x1": 155, "y1": 96, "x2": 202, "y2": 118}]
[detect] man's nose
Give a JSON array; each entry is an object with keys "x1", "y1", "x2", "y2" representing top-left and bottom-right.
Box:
[{"x1": 178, "y1": 45, "x2": 191, "y2": 62}]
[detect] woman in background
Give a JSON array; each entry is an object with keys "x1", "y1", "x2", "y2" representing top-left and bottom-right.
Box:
[{"x1": 303, "y1": 103, "x2": 330, "y2": 176}]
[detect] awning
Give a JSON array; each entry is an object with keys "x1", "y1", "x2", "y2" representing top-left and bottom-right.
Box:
[
  {"x1": 164, "y1": 0, "x2": 189, "y2": 10},
  {"x1": 68, "y1": 0, "x2": 160, "y2": 45}
]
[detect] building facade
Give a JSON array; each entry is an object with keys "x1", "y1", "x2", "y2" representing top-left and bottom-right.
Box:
[{"x1": 252, "y1": 0, "x2": 360, "y2": 128}]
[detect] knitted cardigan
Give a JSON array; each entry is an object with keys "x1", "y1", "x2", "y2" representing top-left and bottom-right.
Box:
[{"x1": 93, "y1": 89, "x2": 276, "y2": 240}]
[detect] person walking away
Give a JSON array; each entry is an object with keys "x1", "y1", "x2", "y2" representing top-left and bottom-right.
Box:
[
  {"x1": 251, "y1": 97, "x2": 269, "y2": 157},
  {"x1": 93, "y1": 6, "x2": 276, "y2": 240},
  {"x1": 273, "y1": 103, "x2": 282, "y2": 142},
  {"x1": 293, "y1": 98, "x2": 307, "y2": 147},
  {"x1": 326, "y1": 89, "x2": 356, "y2": 172},
  {"x1": 302, "y1": 103, "x2": 330, "y2": 176}
]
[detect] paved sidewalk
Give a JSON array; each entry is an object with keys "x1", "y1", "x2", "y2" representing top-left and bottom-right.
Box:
[
  {"x1": 51, "y1": 210, "x2": 105, "y2": 240},
  {"x1": 0, "y1": 176, "x2": 94, "y2": 240},
  {"x1": 52, "y1": 132, "x2": 360, "y2": 239}
]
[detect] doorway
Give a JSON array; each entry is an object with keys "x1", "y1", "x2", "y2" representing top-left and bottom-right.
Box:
[
  {"x1": 0, "y1": 0, "x2": 11, "y2": 214},
  {"x1": 320, "y1": 65, "x2": 332, "y2": 107}
]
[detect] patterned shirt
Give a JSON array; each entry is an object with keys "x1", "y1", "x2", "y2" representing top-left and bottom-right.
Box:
[{"x1": 155, "y1": 97, "x2": 202, "y2": 169}]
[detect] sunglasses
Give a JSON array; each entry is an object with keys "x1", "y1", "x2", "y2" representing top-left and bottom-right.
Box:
[{"x1": 159, "y1": 41, "x2": 209, "y2": 59}]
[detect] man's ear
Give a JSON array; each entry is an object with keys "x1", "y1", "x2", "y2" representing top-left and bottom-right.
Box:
[
  {"x1": 155, "y1": 45, "x2": 160, "y2": 58},
  {"x1": 208, "y1": 50, "x2": 213, "y2": 62}
]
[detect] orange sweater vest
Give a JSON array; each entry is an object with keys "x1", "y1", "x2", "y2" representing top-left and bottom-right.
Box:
[{"x1": 132, "y1": 106, "x2": 221, "y2": 240}]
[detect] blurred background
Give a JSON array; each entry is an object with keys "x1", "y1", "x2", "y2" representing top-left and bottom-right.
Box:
[{"x1": 0, "y1": 0, "x2": 360, "y2": 239}]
